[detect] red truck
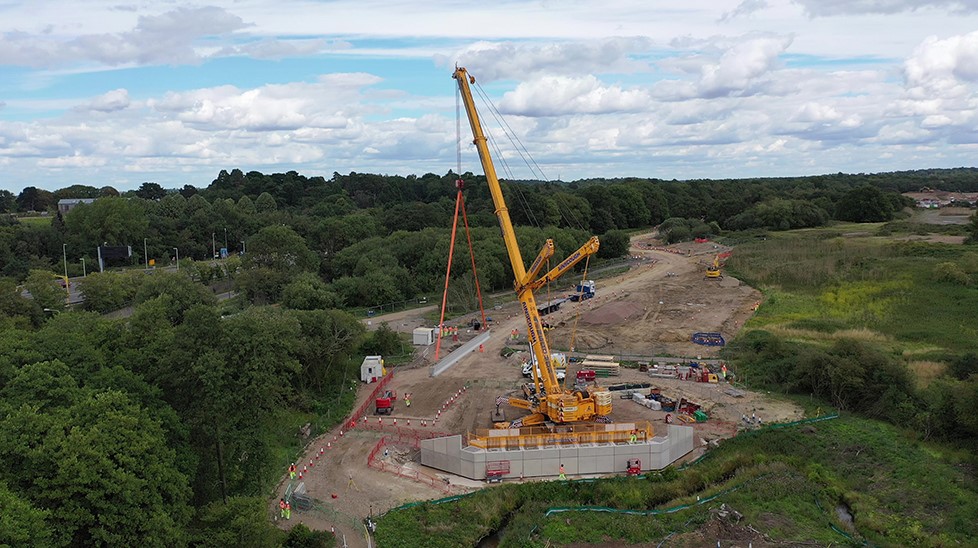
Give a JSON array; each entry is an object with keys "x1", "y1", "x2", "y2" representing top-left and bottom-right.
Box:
[{"x1": 375, "y1": 390, "x2": 396, "y2": 415}]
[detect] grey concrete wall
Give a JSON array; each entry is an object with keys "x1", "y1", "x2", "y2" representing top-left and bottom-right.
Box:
[
  {"x1": 420, "y1": 425, "x2": 695, "y2": 480},
  {"x1": 429, "y1": 331, "x2": 492, "y2": 377}
]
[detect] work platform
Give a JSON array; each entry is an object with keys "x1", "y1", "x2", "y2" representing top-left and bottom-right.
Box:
[{"x1": 420, "y1": 423, "x2": 694, "y2": 480}]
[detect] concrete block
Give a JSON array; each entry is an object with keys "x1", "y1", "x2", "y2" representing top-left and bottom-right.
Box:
[
  {"x1": 523, "y1": 459, "x2": 543, "y2": 477},
  {"x1": 535, "y1": 448, "x2": 560, "y2": 460},
  {"x1": 578, "y1": 455, "x2": 599, "y2": 475}
]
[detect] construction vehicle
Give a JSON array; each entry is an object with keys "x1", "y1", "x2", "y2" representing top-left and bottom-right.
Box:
[
  {"x1": 375, "y1": 390, "x2": 396, "y2": 415},
  {"x1": 486, "y1": 461, "x2": 510, "y2": 483},
  {"x1": 575, "y1": 369, "x2": 596, "y2": 385},
  {"x1": 454, "y1": 66, "x2": 612, "y2": 428},
  {"x1": 706, "y1": 255, "x2": 722, "y2": 279},
  {"x1": 568, "y1": 280, "x2": 595, "y2": 302},
  {"x1": 626, "y1": 458, "x2": 642, "y2": 476}
]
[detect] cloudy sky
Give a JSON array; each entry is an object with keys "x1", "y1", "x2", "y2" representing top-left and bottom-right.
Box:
[{"x1": 2, "y1": 0, "x2": 978, "y2": 192}]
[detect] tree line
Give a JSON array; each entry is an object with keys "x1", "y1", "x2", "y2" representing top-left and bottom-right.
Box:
[{"x1": 0, "y1": 167, "x2": 941, "y2": 311}]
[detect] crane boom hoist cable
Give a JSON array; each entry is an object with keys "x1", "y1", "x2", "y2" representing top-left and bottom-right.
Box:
[{"x1": 452, "y1": 67, "x2": 612, "y2": 427}]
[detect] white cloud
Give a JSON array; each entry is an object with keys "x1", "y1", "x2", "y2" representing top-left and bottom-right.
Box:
[
  {"x1": 0, "y1": 6, "x2": 247, "y2": 67},
  {"x1": 793, "y1": 0, "x2": 978, "y2": 16},
  {"x1": 87, "y1": 89, "x2": 130, "y2": 112},
  {"x1": 437, "y1": 37, "x2": 655, "y2": 82},
  {"x1": 697, "y1": 36, "x2": 792, "y2": 97},
  {"x1": 905, "y1": 30, "x2": 978, "y2": 92},
  {"x1": 720, "y1": 0, "x2": 771, "y2": 21},
  {"x1": 498, "y1": 75, "x2": 651, "y2": 116},
  {"x1": 38, "y1": 154, "x2": 108, "y2": 168}
]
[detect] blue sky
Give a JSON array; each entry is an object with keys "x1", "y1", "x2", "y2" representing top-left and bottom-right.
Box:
[{"x1": 2, "y1": 0, "x2": 978, "y2": 192}]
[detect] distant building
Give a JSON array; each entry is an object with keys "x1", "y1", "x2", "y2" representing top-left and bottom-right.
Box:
[
  {"x1": 57, "y1": 198, "x2": 96, "y2": 215},
  {"x1": 903, "y1": 191, "x2": 978, "y2": 209}
]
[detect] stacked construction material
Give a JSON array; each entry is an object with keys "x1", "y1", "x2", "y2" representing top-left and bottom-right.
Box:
[{"x1": 581, "y1": 354, "x2": 620, "y2": 377}]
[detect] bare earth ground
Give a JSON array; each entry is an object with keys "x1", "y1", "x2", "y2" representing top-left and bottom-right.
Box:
[{"x1": 274, "y1": 233, "x2": 802, "y2": 546}]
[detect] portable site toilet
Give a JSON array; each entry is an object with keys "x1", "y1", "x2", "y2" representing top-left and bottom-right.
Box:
[
  {"x1": 413, "y1": 327, "x2": 435, "y2": 346},
  {"x1": 360, "y1": 355, "x2": 385, "y2": 383}
]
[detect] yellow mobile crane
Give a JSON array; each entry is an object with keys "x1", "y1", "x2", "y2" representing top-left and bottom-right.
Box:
[{"x1": 453, "y1": 67, "x2": 612, "y2": 428}]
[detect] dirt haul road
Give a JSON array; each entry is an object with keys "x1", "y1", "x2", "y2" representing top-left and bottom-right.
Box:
[{"x1": 274, "y1": 233, "x2": 801, "y2": 546}]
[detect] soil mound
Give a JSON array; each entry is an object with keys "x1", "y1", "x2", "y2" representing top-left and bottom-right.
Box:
[{"x1": 580, "y1": 302, "x2": 644, "y2": 326}]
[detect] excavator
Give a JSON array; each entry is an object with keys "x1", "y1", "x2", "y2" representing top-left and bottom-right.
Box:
[
  {"x1": 453, "y1": 67, "x2": 613, "y2": 428},
  {"x1": 706, "y1": 255, "x2": 722, "y2": 279}
]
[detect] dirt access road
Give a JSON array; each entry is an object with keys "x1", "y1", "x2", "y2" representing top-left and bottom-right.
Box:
[{"x1": 274, "y1": 232, "x2": 800, "y2": 546}]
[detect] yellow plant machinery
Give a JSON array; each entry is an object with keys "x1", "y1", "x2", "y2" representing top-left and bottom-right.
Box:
[{"x1": 453, "y1": 67, "x2": 612, "y2": 428}]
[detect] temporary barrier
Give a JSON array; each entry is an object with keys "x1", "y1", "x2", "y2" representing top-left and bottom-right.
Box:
[
  {"x1": 367, "y1": 432, "x2": 454, "y2": 494},
  {"x1": 350, "y1": 371, "x2": 395, "y2": 429}
]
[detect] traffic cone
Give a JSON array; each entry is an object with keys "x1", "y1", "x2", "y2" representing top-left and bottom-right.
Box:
[
  {"x1": 327, "y1": 442, "x2": 332, "y2": 450},
  {"x1": 393, "y1": 418, "x2": 397, "y2": 427},
  {"x1": 407, "y1": 418, "x2": 411, "y2": 426},
  {"x1": 422, "y1": 420, "x2": 426, "y2": 427},
  {"x1": 309, "y1": 459, "x2": 314, "y2": 468},
  {"x1": 340, "y1": 430, "x2": 344, "y2": 437}
]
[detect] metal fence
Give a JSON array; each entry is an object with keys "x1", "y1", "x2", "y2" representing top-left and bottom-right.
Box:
[{"x1": 367, "y1": 431, "x2": 455, "y2": 494}]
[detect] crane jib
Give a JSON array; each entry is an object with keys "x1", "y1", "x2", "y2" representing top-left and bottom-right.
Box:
[
  {"x1": 557, "y1": 250, "x2": 582, "y2": 272},
  {"x1": 521, "y1": 302, "x2": 537, "y2": 346}
]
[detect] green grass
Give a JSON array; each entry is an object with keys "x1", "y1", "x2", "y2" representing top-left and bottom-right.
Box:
[
  {"x1": 374, "y1": 416, "x2": 978, "y2": 547},
  {"x1": 17, "y1": 216, "x2": 53, "y2": 227},
  {"x1": 727, "y1": 231, "x2": 978, "y2": 356}
]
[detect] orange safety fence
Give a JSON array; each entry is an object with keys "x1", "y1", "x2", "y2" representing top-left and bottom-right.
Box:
[
  {"x1": 348, "y1": 371, "x2": 395, "y2": 430},
  {"x1": 367, "y1": 434, "x2": 454, "y2": 494}
]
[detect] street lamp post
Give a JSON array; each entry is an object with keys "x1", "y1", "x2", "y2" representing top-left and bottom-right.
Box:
[
  {"x1": 81, "y1": 258, "x2": 86, "y2": 277},
  {"x1": 62, "y1": 243, "x2": 70, "y2": 305},
  {"x1": 224, "y1": 228, "x2": 228, "y2": 254},
  {"x1": 174, "y1": 247, "x2": 179, "y2": 270},
  {"x1": 144, "y1": 238, "x2": 148, "y2": 270},
  {"x1": 241, "y1": 241, "x2": 246, "y2": 254},
  {"x1": 212, "y1": 233, "x2": 216, "y2": 259}
]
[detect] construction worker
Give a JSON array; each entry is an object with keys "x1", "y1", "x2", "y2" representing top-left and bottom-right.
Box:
[
  {"x1": 288, "y1": 463, "x2": 296, "y2": 480},
  {"x1": 279, "y1": 498, "x2": 286, "y2": 519},
  {"x1": 630, "y1": 429, "x2": 638, "y2": 443},
  {"x1": 558, "y1": 464, "x2": 566, "y2": 480},
  {"x1": 405, "y1": 393, "x2": 411, "y2": 408},
  {"x1": 285, "y1": 500, "x2": 291, "y2": 520}
]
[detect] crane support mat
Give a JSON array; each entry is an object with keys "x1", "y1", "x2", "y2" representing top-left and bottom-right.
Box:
[{"x1": 691, "y1": 332, "x2": 725, "y2": 346}]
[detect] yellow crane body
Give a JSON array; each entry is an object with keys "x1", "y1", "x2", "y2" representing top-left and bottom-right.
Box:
[{"x1": 453, "y1": 67, "x2": 612, "y2": 428}]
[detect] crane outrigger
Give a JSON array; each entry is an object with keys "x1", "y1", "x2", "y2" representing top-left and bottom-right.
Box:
[{"x1": 453, "y1": 67, "x2": 612, "y2": 428}]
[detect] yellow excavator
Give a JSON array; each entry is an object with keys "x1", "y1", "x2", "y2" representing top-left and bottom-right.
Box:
[
  {"x1": 706, "y1": 254, "x2": 722, "y2": 279},
  {"x1": 453, "y1": 67, "x2": 612, "y2": 428}
]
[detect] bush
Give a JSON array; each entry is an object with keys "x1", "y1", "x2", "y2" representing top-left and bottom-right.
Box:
[{"x1": 934, "y1": 262, "x2": 972, "y2": 286}]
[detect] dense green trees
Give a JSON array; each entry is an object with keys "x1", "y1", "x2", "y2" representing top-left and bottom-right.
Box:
[{"x1": 0, "y1": 257, "x2": 371, "y2": 544}]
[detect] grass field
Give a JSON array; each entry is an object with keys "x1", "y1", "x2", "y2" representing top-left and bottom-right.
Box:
[
  {"x1": 726, "y1": 226, "x2": 978, "y2": 358},
  {"x1": 16, "y1": 215, "x2": 53, "y2": 227}
]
